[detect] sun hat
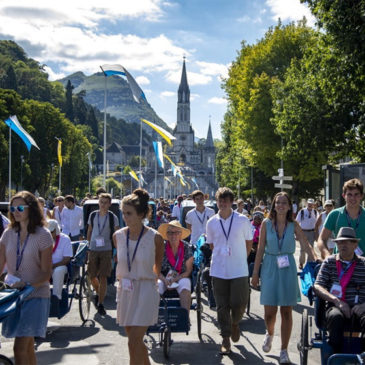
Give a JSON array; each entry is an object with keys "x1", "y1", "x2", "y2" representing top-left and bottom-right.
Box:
[
  {"x1": 252, "y1": 211, "x2": 264, "y2": 218},
  {"x1": 324, "y1": 200, "x2": 333, "y2": 207},
  {"x1": 333, "y1": 227, "x2": 360, "y2": 242},
  {"x1": 47, "y1": 219, "x2": 60, "y2": 235},
  {"x1": 158, "y1": 220, "x2": 191, "y2": 241},
  {"x1": 307, "y1": 198, "x2": 315, "y2": 204}
]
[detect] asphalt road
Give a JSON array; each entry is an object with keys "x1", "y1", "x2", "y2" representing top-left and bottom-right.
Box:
[{"x1": 0, "y1": 243, "x2": 321, "y2": 365}]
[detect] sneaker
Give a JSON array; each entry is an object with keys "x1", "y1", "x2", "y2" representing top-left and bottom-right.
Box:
[
  {"x1": 219, "y1": 337, "x2": 231, "y2": 355},
  {"x1": 262, "y1": 333, "x2": 273, "y2": 353},
  {"x1": 231, "y1": 323, "x2": 240, "y2": 343},
  {"x1": 97, "y1": 303, "x2": 106, "y2": 316},
  {"x1": 279, "y1": 349, "x2": 291, "y2": 364}
]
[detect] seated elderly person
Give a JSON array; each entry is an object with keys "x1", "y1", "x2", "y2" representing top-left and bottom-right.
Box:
[
  {"x1": 47, "y1": 219, "x2": 73, "y2": 301},
  {"x1": 157, "y1": 220, "x2": 194, "y2": 312},
  {"x1": 314, "y1": 227, "x2": 365, "y2": 354}
]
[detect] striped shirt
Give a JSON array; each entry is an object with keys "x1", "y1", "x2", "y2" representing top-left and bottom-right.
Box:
[
  {"x1": 0, "y1": 226, "x2": 53, "y2": 299},
  {"x1": 315, "y1": 254, "x2": 365, "y2": 307}
]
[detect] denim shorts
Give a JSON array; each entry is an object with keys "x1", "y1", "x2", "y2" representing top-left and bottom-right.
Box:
[{"x1": 2, "y1": 297, "x2": 50, "y2": 338}]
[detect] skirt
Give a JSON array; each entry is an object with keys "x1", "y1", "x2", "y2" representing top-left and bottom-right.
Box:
[{"x1": 2, "y1": 297, "x2": 50, "y2": 338}]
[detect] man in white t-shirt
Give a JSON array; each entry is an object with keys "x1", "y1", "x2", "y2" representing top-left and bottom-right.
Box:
[
  {"x1": 171, "y1": 195, "x2": 184, "y2": 221},
  {"x1": 206, "y1": 187, "x2": 253, "y2": 354}
]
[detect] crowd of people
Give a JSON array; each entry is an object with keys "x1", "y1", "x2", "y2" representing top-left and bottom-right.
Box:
[{"x1": 0, "y1": 177, "x2": 364, "y2": 364}]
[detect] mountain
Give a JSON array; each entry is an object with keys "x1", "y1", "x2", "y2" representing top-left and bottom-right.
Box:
[{"x1": 58, "y1": 71, "x2": 170, "y2": 131}]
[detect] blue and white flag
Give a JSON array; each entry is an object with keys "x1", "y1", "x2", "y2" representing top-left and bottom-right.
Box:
[
  {"x1": 191, "y1": 177, "x2": 199, "y2": 189},
  {"x1": 171, "y1": 164, "x2": 176, "y2": 177},
  {"x1": 152, "y1": 141, "x2": 164, "y2": 168},
  {"x1": 4, "y1": 115, "x2": 39, "y2": 151},
  {"x1": 139, "y1": 172, "x2": 146, "y2": 186},
  {"x1": 100, "y1": 64, "x2": 146, "y2": 103}
]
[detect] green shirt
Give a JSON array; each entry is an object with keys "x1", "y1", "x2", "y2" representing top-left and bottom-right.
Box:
[{"x1": 324, "y1": 206, "x2": 365, "y2": 254}]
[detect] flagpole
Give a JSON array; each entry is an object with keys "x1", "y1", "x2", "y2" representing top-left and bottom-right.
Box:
[
  {"x1": 154, "y1": 149, "x2": 157, "y2": 198},
  {"x1": 163, "y1": 162, "x2": 165, "y2": 199},
  {"x1": 139, "y1": 119, "x2": 142, "y2": 188},
  {"x1": 8, "y1": 127, "x2": 11, "y2": 201},
  {"x1": 103, "y1": 75, "x2": 107, "y2": 189}
]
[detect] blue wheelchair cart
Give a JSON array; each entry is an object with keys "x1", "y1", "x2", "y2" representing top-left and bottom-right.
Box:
[
  {"x1": 147, "y1": 237, "x2": 205, "y2": 358},
  {"x1": 298, "y1": 263, "x2": 365, "y2": 365},
  {"x1": 49, "y1": 241, "x2": 92, "y2": 323},
  {"x1": 0, "y1": 285, "x2": 34, "y2": 365}
]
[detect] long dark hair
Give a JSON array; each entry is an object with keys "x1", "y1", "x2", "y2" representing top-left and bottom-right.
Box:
[
  {"x1": 9, "y1": 191, "x2": 45, "y2": 233},
  {"x1": 268, "y1": 192, "x2": 293, "y2": 223}
]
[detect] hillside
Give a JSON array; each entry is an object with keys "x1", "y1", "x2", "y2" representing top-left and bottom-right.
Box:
[{"x1": 58, "y1": 72, "x2": 170, "y2": 131}]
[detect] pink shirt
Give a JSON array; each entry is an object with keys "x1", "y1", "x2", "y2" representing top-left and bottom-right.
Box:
[{"x1": 0, "y1": 226, "x2": 53, "y2": 299}]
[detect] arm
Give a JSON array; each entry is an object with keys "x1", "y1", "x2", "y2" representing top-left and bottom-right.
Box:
[
  {"x1": 186, "y1": 223, "x2": 192, "y2": 232},
  {"x1": 46, "y1": 209, "x2": 52, "y2": 219},
  {"x1": 314, "y1": 214, "x2": 322, "y2": 241},
  {"x1": 0, "y1": 243, "x2": 6, "y2": 274},
  {"x1": 154, "y1": 233, "x2": 164, "y2": 277},
  {"x1": 294, "y1": 221, "x2": 317, "y2": 262},
  {"x1": 86, "y1": 223, "x2": 92, "y2": 242},
  {"x1": 53, "y1": 256, "x2": 71, "y2": 269},
  {"x1": 177, "y1": 256, "x2": 194, "y2": 281},
  {"x1": 317, "y1": 227, "x2": 332, "y2": 259},
  {"x1": 246, "y1": 239, "x2": 253, "y2": 258},
  {"x1": 251, "y1": 220, "x2": 267, "y2": 288}
]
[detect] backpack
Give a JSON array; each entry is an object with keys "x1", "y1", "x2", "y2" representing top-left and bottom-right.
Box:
[
  {"x1": 90, "y1": 210, "x2": 115, "y2": 241},
  {"x1": 300, "y1": 208, "x2": 317, "y2": 220}
]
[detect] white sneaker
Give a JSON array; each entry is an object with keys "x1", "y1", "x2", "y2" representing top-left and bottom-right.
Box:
[
  {"x1": 262, "y1": 333, "x2": 273, "y2": 353},
  {"x1": 279, "y1": 349, "x2": 291, "y2": 364}
]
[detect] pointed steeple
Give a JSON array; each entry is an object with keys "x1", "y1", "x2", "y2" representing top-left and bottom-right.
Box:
[
  {"x1": 178, "y1": 56, "x2": 190, "y2": 103},
  {"x1": 205, "y1": 118, "x2": 214, "y2": 149}
]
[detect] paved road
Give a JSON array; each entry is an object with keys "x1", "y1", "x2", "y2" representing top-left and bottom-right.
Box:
[{"x1": 0, "y1": 243, "x2": 321, "y2": 364}]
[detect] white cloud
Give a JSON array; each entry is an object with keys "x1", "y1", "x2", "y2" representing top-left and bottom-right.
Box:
[
  {"x1": 237, "y1": 15, "x2": 262, "y2": 24},
  {"x1": 136, "y1": 76, "x2": 150, "y2": 85},
  {"x1": 196, "y1": 61, "x2": 229, "y2": 79},
  {"x1": 165, "y1": 69, "x2": 212, "y2": 86},
  {"x1": 266, "y1": 0, "x2": 316, "y2": 26},
  {"x1": 208, "y1": 97, "x2": 227, "y2": 105},
  {"x1": 43, "y1": 66, "x2": 65, "y2": 81},
  {"x1": 190, "y1": 93, "x2": 200, "y2": 101},
  {"x1": 161, "y1": 91, "x2": 175, "y2": 97}
]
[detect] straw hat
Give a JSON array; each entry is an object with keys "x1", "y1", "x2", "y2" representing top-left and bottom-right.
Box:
[
  {"x1": 158, "y1": 220, "x2": 191, "y2": 241},
  {"x1": 47, "y1": 219, "x2": 60, "y2": 235},
  {"x1": 333, "y1": 227, "x2": 360, "y2": 242}
]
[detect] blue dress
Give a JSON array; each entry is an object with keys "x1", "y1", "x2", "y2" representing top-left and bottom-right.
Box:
[{"x1": 260, "y1": 219, "x2": 301, "y2": 306}]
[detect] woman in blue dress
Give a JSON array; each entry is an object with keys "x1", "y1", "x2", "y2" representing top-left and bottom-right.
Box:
[{"x1": 251, "y1": 192, "x2": 317, "y2": 364}]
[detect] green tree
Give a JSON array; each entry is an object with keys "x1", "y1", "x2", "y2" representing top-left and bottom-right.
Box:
[{"x1": 65, "y1": 80, "x2": 74, "y2": 122}]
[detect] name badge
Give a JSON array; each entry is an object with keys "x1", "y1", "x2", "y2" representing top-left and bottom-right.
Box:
[
  {"x1": 95, "y1": 236, "x2": 105, "y2": 247},
  {"x1": 122, "y1": 278, "x2": 133, "y2": 292},
  {"x1": 222, "y1": 246, "x2": 231, "y2": 257},
  {"x1": 330, "y1": 283, "x2": 342, "y2": 298},
  {"x1": 277, "y1": 255, "x2": 290, "y2": 269},
  {"x1": 355, "y1": 247, "x2": 363, "y2": 256}
]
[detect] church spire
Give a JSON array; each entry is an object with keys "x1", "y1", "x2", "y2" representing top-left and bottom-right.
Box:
[
  {"x1": 178, "y1": 56, "x2": 190, "y2": 103},
  {"x1": 205, "y1": 117, "x2": 214, "y2": 149}
]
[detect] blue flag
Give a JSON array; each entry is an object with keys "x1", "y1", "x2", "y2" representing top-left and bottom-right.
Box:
[
  {"x1": 152, "y1": 141, "x2": 164, "y2": 168},
  {"x1": 100, "y1": 64, "x2": 146, "y2": 103},
  {"x1": 4, "y1": 115, "x2": 39, "y2": 151}
]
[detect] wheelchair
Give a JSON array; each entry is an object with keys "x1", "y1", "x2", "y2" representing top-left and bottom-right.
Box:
[
  {"x1": 298, "y1": 263, "x2": 365, "y2": 365},
  {"x1": 49, "y1": 241, "x2": 92, "y2": 323}
]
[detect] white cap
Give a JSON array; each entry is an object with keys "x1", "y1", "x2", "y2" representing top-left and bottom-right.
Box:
[
  {"x1": 47, "y1": 219, "x2": 60, "y2": 235},
  {"x1": 324, "y1": 200, "x2": 333, "y2": 207},
  {"x1": 307, "y1": 198, "x2": 315, "y2": 204}
]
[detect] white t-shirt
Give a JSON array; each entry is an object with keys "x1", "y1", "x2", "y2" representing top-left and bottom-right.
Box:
[
  {"x1": 185, "y1": 207, "x2": 215, "y2": 245},
  {"x1": 295, "y1": 208, "x2": 317, "y2": 230},
  {"x1": 52, "y1": 233, "x2": 73, "y2": 264},
  {"x1": 206, "y1": 211, "x2": 253, "y2": 279},
  {"x1": 61, "y1": 205, "x2": 83, "y2": 236},
  {"x1": 172, "y1": 204, "x2": 182, "y2": 220}
]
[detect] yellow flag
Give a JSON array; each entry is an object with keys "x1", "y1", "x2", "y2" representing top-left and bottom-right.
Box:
[
  {"x1": 129, "y1": 170, "x2": 139, "y2": 182},
  {"x1": 179, "y1": 177, "x2": 186, "y2": 187},
  {"x1": 141, "y1": 119, "x2": 176, "y2": 146},
  {"x1": 57, "y1": 139, "x2": 62, "y2": 167},
  {"x1": 163, "y1": 153, "x2": 175, "y2": 167}
]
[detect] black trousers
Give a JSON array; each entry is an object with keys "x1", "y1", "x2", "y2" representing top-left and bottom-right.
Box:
[{"x1": 326, "y1": 305, "x2": 365, "y2": 353}]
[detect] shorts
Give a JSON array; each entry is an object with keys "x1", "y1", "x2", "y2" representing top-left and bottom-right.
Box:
[
  {"x1": 158, "y1": 278, "x2": 191, "y2": 295},
  {"x1": 88, "y1": 250, "x2": 112, "y2": 278},
  {"x1": 2, "y1": 297, "x2": 50, "y2": 338}
]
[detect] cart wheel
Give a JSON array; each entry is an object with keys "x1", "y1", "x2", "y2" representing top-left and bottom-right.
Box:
[
  {"x1": 163, "y1": 327, "x2": 171, "y2": 358},
  {"x1": 196, "y1": 275, "x2": 203, "y2": 341},
  {"x1": 79, "y1": 271, "x2": 92, "y2": 322},
  {"x1": 0, "y1": 354, "x2": 13, "y2": 365},
  {"x1": 298, "y1": 309, "x2": 309, "y2": 365}
]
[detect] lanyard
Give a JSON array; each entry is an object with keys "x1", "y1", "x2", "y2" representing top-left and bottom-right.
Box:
[
  {"x1": 345, "y1": 208, "x2": 362, "y2": 231},
  {"x1": 16, "y1": 232, "x2": 30, "y2": 271},
  {"x1": 52, "y1": 235, "x2": 60, "y2": 253},
  {"x1": 275, "y1": 222, "x2": 287, "y2": 252},
  {"x1": 195, "y1": 209, "x2": 206, "y2": 225},
  {"x1": 219, "y1": 213, "x2": 234, "y2": 242},
  {"x1": 338, "y1": 261, "x2": 355, "y2": 282},
  {"x1": 126, "y1": 226, "x2": 145, "y2": 272},
  {"x1": 97, "y1": 213, "x2": 108, "y2": 235},
  {"x1": 173, "y1": 245, "x2": 183, "y2": 271}
]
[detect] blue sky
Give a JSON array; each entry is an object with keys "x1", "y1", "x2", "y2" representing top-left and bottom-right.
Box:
[{"x1": 0, "y1": 0, "x2": 314, "y2": 139}]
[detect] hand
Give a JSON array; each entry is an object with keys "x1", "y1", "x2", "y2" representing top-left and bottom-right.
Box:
[
  {"x1": 11, "y1": 281, "x2": 26, "y2": 289},
  {"x1": 351, "y1": 303, "x2": 365, "y2": 317},
  {"x1": 335, "y1": 299, "x2": 351, "y2": 318},
  {"x1": 251, "y1": 274, "x2": 259, "y2": 289}
]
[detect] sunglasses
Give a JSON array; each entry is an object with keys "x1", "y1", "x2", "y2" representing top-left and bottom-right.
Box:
[
  {"x1": 10, "y1": 205, "x2": 29, "y2": 213},
  {"x1": 167, "y1": 231, "x2": 181, "y2": 235},
  {"x1": 55, "y1": 199, "x2": 64, "y2": 202}
]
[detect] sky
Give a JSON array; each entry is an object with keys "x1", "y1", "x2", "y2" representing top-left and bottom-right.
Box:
[{"x1": 0, "y1": 0, "x2": 315, "y2": 140}]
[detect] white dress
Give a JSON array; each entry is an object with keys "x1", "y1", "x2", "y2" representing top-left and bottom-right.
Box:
[{"x1": 115, "y1": 228, "x2": 159, "y2": 326}]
